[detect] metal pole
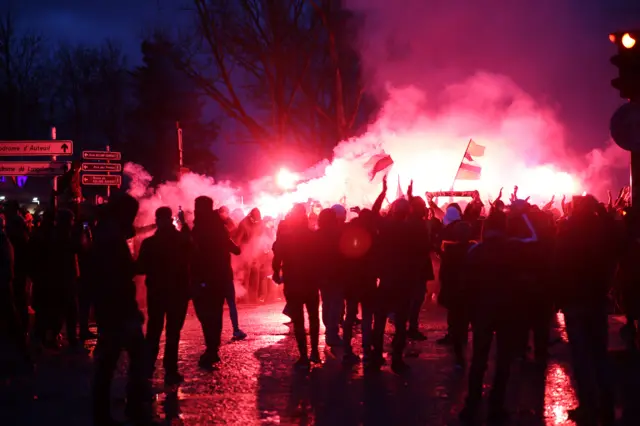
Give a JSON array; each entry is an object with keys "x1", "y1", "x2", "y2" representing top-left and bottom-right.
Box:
[
  {"x1": 106, "y1": 145, "x2": 111, "y2": 199},
  {"x1": 177, "y1": 121, "x2": 184, "y2": 177},
  {"x1": 631, "y1": 152, "x2": 640, "y2": 207},
  {"x1": 449, "y1": 138, "x2": 472, "y2": 202},
  {"x1": 51, "y1": 126, "x2": 57, "y2": 210}
]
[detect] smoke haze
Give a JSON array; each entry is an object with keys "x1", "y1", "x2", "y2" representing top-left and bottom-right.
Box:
[{"x1": 126, "y1": 0, "x2": 640, "y2": 224}]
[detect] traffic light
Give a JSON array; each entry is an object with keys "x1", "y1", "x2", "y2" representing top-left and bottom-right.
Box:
[{"x1": 610, "y1": 31, "x2": 640, "y2": 100}]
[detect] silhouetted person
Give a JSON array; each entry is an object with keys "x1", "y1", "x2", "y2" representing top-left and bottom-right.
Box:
[
  {"x1": 459, "y1": 210, "x2": 536, "y2": 424},
  {"x1": 91, "y1": 193, "x2": 153, "y2": 426},
  {"x1": 137, "y1": 207, "x2": 191, "y2": 385},
  {"x1": 341, "y1": 208, "x2": 377, "y2": 364},
  {"x1": 272, "y1": 204, "x2": 321, "y2": 367},
  {"x1": 438, "y1": 220, "x2": 474, "y2": 367},
  {"x1": 235, "y1": 207, "x2": 264, "y2": 304},
  {"x1": 49, "y1": 208, "x2": 80, "y2": 348},
  {"x1": 316, "y1": 207, "x2": 345, "y2": 347},
  {"x1": 56, "y1": 160, "x2": 83, "y2": 217},
  {"x1": 29, "y1": 211, "x2": 56, "y2": 347},
  {"x1": 556, "y1": 195, "x2": 618, "y2": 425},
  {"x1": 371, "y1": 197, "x2": 428, "y2": 374},
  {"x1": 3, "y1": 200, "x2": 29, "y2": 334},
  {"x1": 406, "y1": 192, "x2": 433, "y2": 341},
  {"x1": 191, "y1": 196, "x2": 240, "y2": 369},
  {"x1": 0, "y1": 213, "x2": 31, "y2": 371},
  {"x1": 76, "y1": 215, "x2": 97, "y2": 341}
]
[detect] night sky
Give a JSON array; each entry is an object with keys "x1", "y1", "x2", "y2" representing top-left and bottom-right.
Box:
[
  {"x1": 10, "y1": 0, "x2": 640, "y2": 181},
  {"x1": 13, "y1": 0, "x2": 187, "y2": 63}
]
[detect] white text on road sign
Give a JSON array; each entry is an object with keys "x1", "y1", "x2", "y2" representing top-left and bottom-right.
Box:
[
  {"x1": 82, "y1": 151, "x2": 121, "y2": 161},
  {"x1": 0, "y1": 161, "x2": 70, "y2": 176},
  {"x1": 81, "y1": 174, "x2": 122, "y2": 186},
  {"x1": 81, "y1": 163, "x2": 122, "y2": 172},
  {"x1": 0, "y1": 141, "x2": 73, "y2": 156}
]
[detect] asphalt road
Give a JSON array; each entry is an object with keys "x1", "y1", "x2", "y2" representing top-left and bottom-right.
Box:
[{"x1": 0, "y1": 301, "x2": 638, "y2": 426}]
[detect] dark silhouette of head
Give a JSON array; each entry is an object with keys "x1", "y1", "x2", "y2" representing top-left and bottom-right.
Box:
[
  {"x1": 155, "y1": 207, "x2": 173, "y2": 229},
  {"x1": 482, "y1": 210, "x2": 507, "y2": 240},
  {"x1": 249, "y1": 207, "x2": 261, "y2": 222},
  {"x1": 56, "y1": 208, "x2": 75, "y2": 230},
  {"x1": 318, "y1": 208, "x2": 338, "y2": 230},
  {"x1": 106, "y1": 193, "x2": 139, "y2": 238},
  {"x1": 218, "y1": 205, "x2": 230, "y2": 220}
]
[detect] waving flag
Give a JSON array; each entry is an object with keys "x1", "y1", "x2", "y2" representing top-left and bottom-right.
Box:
[
  {"x1": 366, "y1": 153, "x2": 394, "y2": 181},
  {"x1": 467, "y1": 139, "x2": 486, "y2": 157},
  {"x1": 454, "y1": 139, "x2": 485, "y2": 181}
]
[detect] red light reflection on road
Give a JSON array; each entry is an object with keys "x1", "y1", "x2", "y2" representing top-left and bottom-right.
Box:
[
  {"x1": 556, "y1": 312, "x2": 569, "y2": 343},
  {"x1": 544, "y1": 363, "x2": 578, "y2": 425}
]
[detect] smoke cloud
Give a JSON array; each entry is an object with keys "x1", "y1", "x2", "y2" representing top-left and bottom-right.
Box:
[{"x1": 126, "y1": 0, "x2": 635, "y2": 223}]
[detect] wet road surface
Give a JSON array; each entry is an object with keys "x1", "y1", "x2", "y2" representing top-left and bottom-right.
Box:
[{"x1": 0, "y1": 302, "x2": 637, "y2": 425}]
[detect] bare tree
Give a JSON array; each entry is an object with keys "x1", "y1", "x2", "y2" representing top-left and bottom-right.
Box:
[
  {"x1": 0, "y1": 10, "x2": 48, "y2": 139},
  {"x1": 304, "y1": 0, "x2": 365, "y2": 143},
  {"x1": 51, "y1": 41, "x2": 131, "y2": 149},
  {"x1": 180, "y1": 0, "x2": 366, "y2": 153}
]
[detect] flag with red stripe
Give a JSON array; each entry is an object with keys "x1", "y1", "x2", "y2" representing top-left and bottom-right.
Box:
[
  {"x1": 366, "y1": 153, "x2": 394, "y2": 181},
  {"x1": 455, "y1": 140, "x2": 485, "y2": 180}
]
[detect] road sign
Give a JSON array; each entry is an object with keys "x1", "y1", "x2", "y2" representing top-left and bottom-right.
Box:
[
  {"x1": 82, "y1": 150, "x2": 121, "y2": 161},
  {"x1": 82, "y1": 174, "x2": 122, "y2": 186},
  {"x1": 0, "y1": 161, "x2": 70, "y2": 176},
  {"x1": 611, "y1": 102, "x2": 640, "y2": 151},
  {"x1": 0, "y1": 140, "x2": 73, "y2": 156},
  {"x1": 81, "y1": 163, "x2": 122, "y2": 172}
]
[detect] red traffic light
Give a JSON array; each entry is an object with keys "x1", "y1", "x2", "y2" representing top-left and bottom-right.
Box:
[
  {"x1": 610, "y1": 31, "x2": 639, "y2": 50},
  {"x1": 610, "y1": 30, "x2": 640, "y2": 100}
]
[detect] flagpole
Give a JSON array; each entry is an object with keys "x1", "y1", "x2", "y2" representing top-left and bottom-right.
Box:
[{"x1": 450, "y1": 139, "x2": 472, "y2": 191}]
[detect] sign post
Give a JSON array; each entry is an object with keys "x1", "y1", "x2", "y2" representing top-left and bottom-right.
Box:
[
  {"x1": 81, "y1": 149, "x2": 122, "y2": 199},
  {"x1": 106, "y1": 145, "x2": 111, "y2": 199},
  {"x1": 51, "y1": 127, "x2": 57, "y2": 209}
]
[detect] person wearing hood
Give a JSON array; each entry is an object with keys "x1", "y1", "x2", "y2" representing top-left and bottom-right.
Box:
[
  {"x1": 438, "y1": 220, "x2": 474, "y2": 368},
  {"x1": 272, "y1": 204, "x2": 321, "y2": 367},
  {"x1": 235, "y1": 207, "x2": 264, "y2": 306},
  {"x1": 191, "y1": 196, "x2": 241, "y2": 369},
  {"x1": 436, "y1": 202, "x2": 464, "y2": 346},
  {"x1": 137, "y1": 207, "x2": 191, "y2": 385},
  {"x1": 91, "y1": 193, "x2": 155, "y2": 426}
]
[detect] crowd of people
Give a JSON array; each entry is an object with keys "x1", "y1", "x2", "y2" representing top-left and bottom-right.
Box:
[{"x1": 0, "y1": 179, "x2": 637, "y2": 426}]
